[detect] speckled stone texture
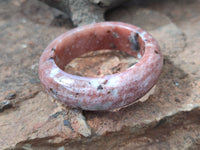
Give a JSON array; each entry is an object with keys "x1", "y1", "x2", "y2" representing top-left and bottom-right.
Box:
[
  {"x1": 39, "y1": 22, "x2": 163, "y2": 110},
  {"x1": 1, "y1": 0, "x2": 200, "y2": 149}
]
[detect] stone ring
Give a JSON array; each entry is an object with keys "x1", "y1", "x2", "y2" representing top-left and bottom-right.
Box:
[{"x1": 39, "y1": 22, "x2": 163, "y2": 111}]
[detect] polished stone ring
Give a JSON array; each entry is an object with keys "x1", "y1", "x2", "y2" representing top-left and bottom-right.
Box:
[{"x1": 39, "y1": 22, "x2": 163, "y2": 111}]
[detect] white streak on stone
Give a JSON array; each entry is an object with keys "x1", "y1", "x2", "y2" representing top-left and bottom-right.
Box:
[
  {"x1": 49, "y1": 68, "x2": 59, "y2": 78},
  {"x1": 112, "y1": 89, "x2": 118, "y2": 98},
  {"x1": 146, "y1": 43, "x2": 155, "y2": 47},
  {"x1": 140, "y1": 31, "x2": 147, "y2": 39},
  {"x1": 106, "y1": 76, "x2": 121, "y2": 87},
  {"x1": 89, "y1": 79, "x2": 101, "y2": 88},
  {"x1": 59, "y1": 77, "x2": 74, "y2": 86},
  {"x1": 137, "y1": 53, "x2": 142, "y2": 59},
  {"x1": 58, "y1": 38, "x2": 62, "y2": 43}
]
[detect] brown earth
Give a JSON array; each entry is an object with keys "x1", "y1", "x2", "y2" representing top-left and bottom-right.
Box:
[{"x1": 0, "y1": 0, "x2": 200, "y2": 149}]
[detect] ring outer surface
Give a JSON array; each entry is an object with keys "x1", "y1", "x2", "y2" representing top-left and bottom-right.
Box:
[{"x1": 39, "y1": 22, "x2": 163, "y2": 111}]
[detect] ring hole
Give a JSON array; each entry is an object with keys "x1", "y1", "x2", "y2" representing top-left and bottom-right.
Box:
[{"x1": 64, "y1": 49, "x2": 139, "y2": 77}]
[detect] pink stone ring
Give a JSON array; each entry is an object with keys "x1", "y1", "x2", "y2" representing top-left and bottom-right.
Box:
[{"x1": 39, "y1": 22, "x2": 163, "y2": 111}]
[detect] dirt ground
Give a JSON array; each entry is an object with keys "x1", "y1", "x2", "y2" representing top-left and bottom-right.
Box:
[{"x1": 0, "y1": 0, "x2": 200, "y2": 149}]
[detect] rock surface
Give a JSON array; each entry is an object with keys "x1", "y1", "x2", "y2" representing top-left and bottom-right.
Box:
[
  {"x1": 39, "y1": 0, "x2": 128, "y2": 26},
  {"x1": 0, "y1": 0, "x2": 200, "y2": 149}
]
